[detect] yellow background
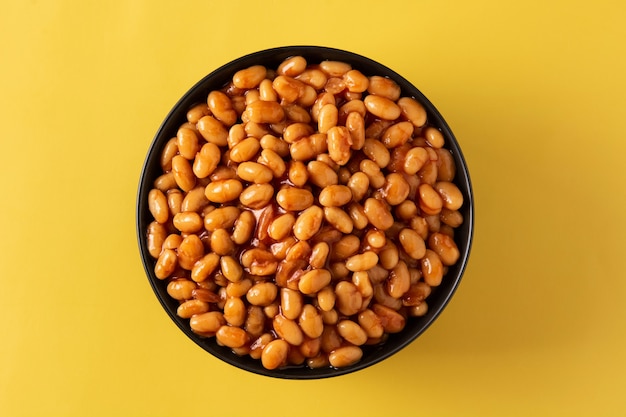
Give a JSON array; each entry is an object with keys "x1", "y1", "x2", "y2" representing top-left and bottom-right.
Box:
[{"x1": 1, "y1": 0, "x2": 625, "y2": 416}]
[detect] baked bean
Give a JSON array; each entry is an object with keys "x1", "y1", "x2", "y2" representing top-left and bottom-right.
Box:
[
  {"x1": 363, "y1": 138, "x2": 391, "y2": 168},
  {"x1": 276, "y1": 187, "x2": 314, "y2": 211},
  {"x1": 373, "y1": 282, "x2": 403, "y2": 310},
  {"x1": 258, "y1": 78, "x2": 277, "y2": 102},
  {"x1": 154, "y1": 248, "x2": 177, "y2": 279},
  {"x1": 261, "y1": 339, "x2": 290, "y2": 370},
  {"x1": 173, "y1": 211, "x2": 203, "y2": 233},
  {"x1": 233, "y1": 65, "x2": 267, "y2": 89},
  {"x1": 307, "y1": 160, "x2": 338, "y2": 188},
  {"x1": 381, "y1": 121, "x2": 414, "y2": 149},
  {"x1": 296, "y1": 68, "x2": 327, "y2": 89},
  {"x1": 327, "y1": 126, "x2": 352, "y2": 165},
  {"x1": 399, "y1": 228, "x2": 426, "y2": 260},
  {"x1": 286, "y1": 240, "x2": 312, "y2": 262},
  {"x1": 190, "y1": 311, "x2": 225, "y2": 335},
  {"x1": 293, "y1": 205, "x2": 324, "y2": 241},
  {"x1": 171, "y1": 155, "x2": 196, "y2": 192},
  {"x1": 364, "y1": 95, "x2": 401, "y2": 120},
  {"x1": 204, "y1": 206, "x2": 240, "y2": 231},
  {"x1": 357, "y1": 309, "x2": 384, "y2": 339},
  {"x1": 165, "y1": 189, "x2": 183, "y2": 215},
  {"x1": 418, "y1": 160, "x2": 439, "y2": 185},
  {"x1": 435, "y1": 148, "x2": 456, "y2": 182},
  {"x1": 367, "y1": 76, "x2": 401, "y2": 101},
  {"x1": 337, "y1": 320, "x2": 368, "y2": 346},
  {"x1": 246, "y1": 282, "x2": 278, "y2": 306},
  {"x1": 229, "y1": 137, "x2": 260, "y2": 163},
  {"x1": 186, "y1": 102, "x2": 210, "y2": 124},
  {"x1": 216, "y1": 325, "x2": 249, "y2": 348},
  {"x1": 418, "y1": 183, "x2": 443, "y2": 215},
  {"x1": 440, "y1": 208, "x2": 463, "y2": 228},
  {"x1": 196, "y1": 115, "x2": 228, "y2": 147},
  {"x1": 343, "y1": 69, "x2": 369, "y2": 93},
  {"x1": 223, "y1": 297, "x2": 246, "y2": 326},
  {"x1": 345, "y1": 111, "x2": 365, "y2": 150},
  {"x1": 434, "y1": 181, "x2": 464, "y2": 211},
  {"x1": 190, "y1": 252, "x2": 220, "y2": 282},
  {"x1": 319, "y1": 184, "x2": 352, "y2": 207},
  {"x1": 283, "y1": 103, "x2": 312, "y2": 124},
  {"x1": 346, "y1": 172, "x2": 369, "y2": 202},
  {"x1": 287, "y1": 160, "x2": 309, "y2": 186},
  {"x1": 298, "y1": 269, "x2": 332, "y2": 295},
  {"x1": 335, "y1": 281, "x2": 363, "y2": 316},
  {"x1": 383, "y1": 173, "x2": 410, "y2": 206},
  {"x1": 176, "y1": 127, "x2": 200, "y2": 160},
  {"x1": 363, "y1": 197, "x2": 394, "y2": 230},
  {"x1": 177, "y1": 299, "x2": 209, "y2": 319},
  {"x1": 235, "y1": 161, "x2": 272, "y2": 184},
  {"x1": 241, "y1": 248, "x2": 278, "y2": 276},
  {"x1": 396, "y1": 96, "x2": 427, "y2": 127},
  {"x1": 166, "y1": 190, "x2": 186, "y2": 214},
  {"x1": 329, "y1": 346, "x2": 363, "y2": 368},
  {"x1": 278, "y1": 55, "x2": 307, "y2": 77},
  {"x1": 204, "y1": 179, "x2": 243, "y2": 203},
  {"x1": 404, "y1": 147, "x2": 429, "y2": 175},
  {"x1": 395, "y1": 200, "x2": 418, "y2": 221},
  {"x1": 320, "y1": 325, "x2": 342, "y2": 353},
  {"x1": 153, "y1": 172, "x2": 177, "y2": 192},
  {"x1": 260, "y1": 134, "x2": 290, "y2": 157},
  {"x1": 280, "y1": 288, "x2": 303, "y2": 320},
  {"x1": 428, "y1": 232, "x2": 460, "y2": 266},
  {"x1": 193, "y1": 287, "x2": 221, "y2": 303},
  {"x1": 245, "y1": 306, "x2": 266, "y2": 337},
  {"x1": 210, "y1": 165, "x2": 237, "y2": 182},
  {"x1": 364, "y1": 229, "x2": 386, "y2": 249},
  {"x1": 180, "y1": 186, "x2": 209, "y2": 213},
  {"x1": 330, "y1": 235, "x2": 361, "y2": 261},
  {"x1": 160, "y1": 137, "x2": 178, "y2": 171},
  {"x1": 208, "y1": 90, "x2": 237, "y2": 126},
  {"x1": 372, "y1": 304, "x2": 406, "y2": 333},
  {"x1": 346, "y1": 251, "x2": 379, "y2": 272},
  {"x1": 257, "y1": 149, "x2": 286, "y2": 178},
  {"x1": 283, "y1": 122, "x2": 314, "y2": 144},
  {"x1": 360, "y1": 159, "x2": 386, "y2": 188},
  {"x1": 227, "y1": 124, "x2": 246, "y2": 149},
  {"x1": 309, "y1": 242, "x2": 330, "y2": 269},
  {"x1": 324, "y1": 207, "x2": 354, "y2": 234},
  {"x1": 347, "y1": 202, "x2": 369, "y2": 230},
  {"x1": 162, "y1": 234, "x2": 183, "y2": 252},
  {"x1": 324, "y1": 77, "x2": 346, "y2": 94},
  {"x1": 267, "y1": 213, "x2": 295, "y2": 241},
  {"x1": 378, "y1": 242, "x2": 399, "y2": 270},
  {"x1": 177, "y1": 234, "x2": 204, "y2": 270},
  {"x1": 290, "y1": 133, "x2": 328, "y2": 162},
  {"x1": 220, "y1": 255, "x2": 243, "y2": 282},
  {"x1": 423, "y1": 126, "x2": 445, "y2": 149},
  {"x1": 273, "y1": 314, "x2": 303, "y2": 346},
  {"x1": 271, "y1": 236, "x2": 297, "y2": 260},
  {"x1": 223, "y1": 278, "x2": 252, "y2": 298},
  {"x1": 231, "y1": 210, "x2": 256, "y2": 245},
  {"x1": 147, "y1": 221, "x2": 167, "y2": 258},
  {"x1": 299, "y1": 336, "x2": 322, "y2": 358},
  {"x1": 273, "y1": 75, "x2": 305, "y2": 103},
  {"x1": 245, "y1": 100, "x2": 285, "y2": 124},
  {"x1": 387, "y1": 260, "x2": 411, "y2": 298},
  {"x1": 320, "y1": 60, "x2": 351, "y2": 77},
  {"x1": 352, "y1": 271, "x2": 373, "y2": 298},
  {"x1": 402, "y1": 281, "x2": 432, "y2": 307},
  {"x1": 318, "y1": 103, "x2": 338, "y2": 134},
  {"x1": 238, "y1": 183, "x2": 274, "y2": 209}
]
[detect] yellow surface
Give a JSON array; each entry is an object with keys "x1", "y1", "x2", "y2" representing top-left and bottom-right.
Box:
[{"x1": 1, "y1": 0, "x2": 625, "y2": 415}]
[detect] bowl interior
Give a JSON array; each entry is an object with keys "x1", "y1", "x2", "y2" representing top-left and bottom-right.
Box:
[{"x1": 137, "y1": 46, "x2": 474, "y2": 379}]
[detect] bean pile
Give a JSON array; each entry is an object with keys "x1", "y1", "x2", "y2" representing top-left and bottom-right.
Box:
[{"x1": 146, "y1": 56, "x2": 464, "y2": 370}]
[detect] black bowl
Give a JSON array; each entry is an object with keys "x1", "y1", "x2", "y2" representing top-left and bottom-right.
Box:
[{"x1": 136, "y1": 46, "x2": 474, "y2": 379}]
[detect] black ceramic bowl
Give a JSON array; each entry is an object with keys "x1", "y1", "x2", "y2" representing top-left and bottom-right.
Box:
[{"x1": 137, "y1": 46, "x2": 474, "y2": 379}]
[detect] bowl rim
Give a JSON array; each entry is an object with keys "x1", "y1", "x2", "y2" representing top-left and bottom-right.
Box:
[{"x1": 136, "y1": 45, "x2": 474, "y2": 379}]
